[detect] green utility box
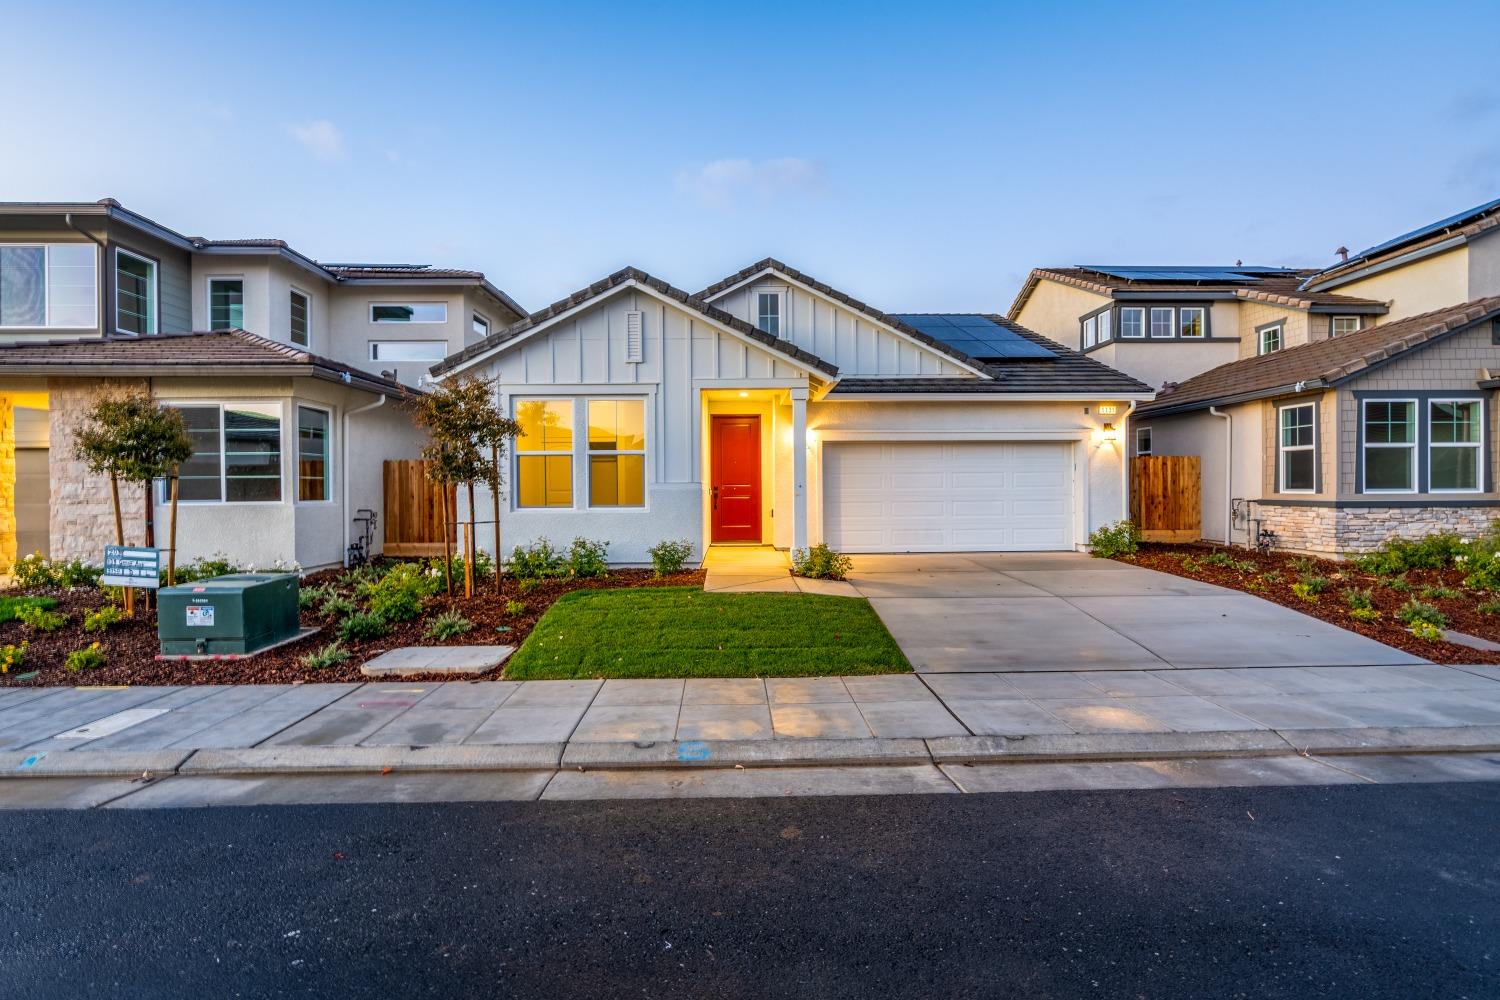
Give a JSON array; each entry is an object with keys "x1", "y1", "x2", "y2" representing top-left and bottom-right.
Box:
[{"x1": 157, "y1": 573, "x2": 300, "y2": 656}]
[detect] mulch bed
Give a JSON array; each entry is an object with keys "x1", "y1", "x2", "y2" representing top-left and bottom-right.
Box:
[
  {"x1": 0, "y1": 567, "x2": 706, "y2": 687},
  {"x1": 1124, "y1": 543, "x2": 1500, "y2": 664}
]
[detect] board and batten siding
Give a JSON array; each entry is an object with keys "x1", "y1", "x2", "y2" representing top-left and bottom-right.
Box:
[{"x1": 709, "y1": 282, "x2": 970, "y2": 377}]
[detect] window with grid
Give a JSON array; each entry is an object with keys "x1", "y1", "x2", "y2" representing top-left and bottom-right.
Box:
[
  {"x1": 1259, "y1": 324, "x2": 1282, "y2": 355},
  {"x1": 1118, "y1": 307, "x2": 1144, "y2": 338},
  {"x1": 1331, "y1": 315, "x2": 1361, "y2": 337},
  {"x1": 756, "y1": 292, "x2": 780, "y2": 336},
  {"x1": 1178, "y1": 307, "x2": 1205, "y2": 338},
  {"x1": 1149, "y1": 307, "x2": 1173, "y2": 338},
  {"x1": 1278, "y1": 403, "x2": 1316, "y2": 492},
  {"x1": 1429, "y1": 399, "x2": 1482, "y2": 492},
  {"x1": 171, "y1": 403, "x2": 282, "y2": 502},
  {"x1": 1362, "y1": 400, "x2": 1416, "y2": 492}
]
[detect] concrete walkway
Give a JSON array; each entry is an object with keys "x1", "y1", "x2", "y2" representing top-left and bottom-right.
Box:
[{"x1": 701, "y1": 545, "x2": 860, "y2": 596}]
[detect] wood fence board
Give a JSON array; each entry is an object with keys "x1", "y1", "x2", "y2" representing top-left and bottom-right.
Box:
[
  {"x1": 383, "y1": 460, "x2": 455, "y2": 553},
  {"x1": 1130, "y1": 456, "x2": 1200, "y2": 542}
]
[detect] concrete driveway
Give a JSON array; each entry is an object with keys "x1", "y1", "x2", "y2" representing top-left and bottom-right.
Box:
[{"x1": 846, "y1": 552, "x2": 1427, "y2": 672}]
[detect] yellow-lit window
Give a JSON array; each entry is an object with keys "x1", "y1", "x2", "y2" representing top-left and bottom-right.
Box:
[
  {"x1": 587, "y1": 399, "x2": 646, "y2": 507},
  {"x1": 515, "y1": 399, "x2": 574, "y2": 507}
]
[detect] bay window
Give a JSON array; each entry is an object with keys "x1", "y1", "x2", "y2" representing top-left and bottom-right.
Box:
[
  {"x1": 1149, "y1": 307, "x2": 1173, "y2": 338},
  {"x1": 115, "y1": 249, "x2": 157, "y2": 335},
  {"x1": 1361, "y1": 399, "x2": 1416, "y2": 492},
  {"x1": 1429, "y1": 399, "x2": 1483, "y2": 492},
  {"x1": 172, "y1": 403, "x2": 283, "y2": 502},
  {"x1": 1082, "y1": 315, "x2": 1096, "y2": 348},
  {"x1": 1118, "y1": 307, "x2": 1144, "y2": 338},
  {"x1": 516, "y1": 399, "x2": 574, "y2": 507},
  {"x1": 587, "y1": 400, "x2": 645, "y2": 507},
  {"x1": 1097, "y1": 309, "x2": 1112, "y2": 343},
  {"x1": 1277, "y1": 403, "x2": 1316, "y2": 493}
]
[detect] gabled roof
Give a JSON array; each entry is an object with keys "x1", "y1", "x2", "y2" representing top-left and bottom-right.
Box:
[
  {"x1": 431, "y1": 266, "x2": 839, "y2": 379},
  {"x1": 0, "y1": 330, "x2": 417, "y2": 397},
  {"x1": 1007, "y1": 266, "x2": 1385, "y2": 318},
  {"x1": 1137, "y1": 296, "x2": 1500, "y2": 417},
  {"x1": 697, "y1": 257, "x2": 991, "y2": 376},
  {"x1": 1301, "y1": 198, "x2": 1500, "y2": 291}
]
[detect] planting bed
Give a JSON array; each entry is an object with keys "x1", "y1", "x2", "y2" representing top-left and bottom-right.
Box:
[
  {"x1": 0, "y1": 565, "x2": 705, "y2": 687},
  {"x1": 1124, "y1": 543, "x2": 1500, "y2": 663}
]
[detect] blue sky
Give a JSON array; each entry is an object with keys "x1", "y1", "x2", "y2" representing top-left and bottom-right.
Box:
[{"x1": 4, "y1": 0, "x2": 1499, "y2": 313}]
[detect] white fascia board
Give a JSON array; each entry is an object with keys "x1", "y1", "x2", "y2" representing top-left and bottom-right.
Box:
[{"x1": 824, "y1": 391, "x2": 1155, "y2": 402}]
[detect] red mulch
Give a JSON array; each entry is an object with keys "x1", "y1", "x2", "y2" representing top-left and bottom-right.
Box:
[
  {"x1": 0, "y1": 567, "x2": 706, "y2": 687},
  {"x1": 1124, "y1": 543, "x2": 1500, "y2": 663}
]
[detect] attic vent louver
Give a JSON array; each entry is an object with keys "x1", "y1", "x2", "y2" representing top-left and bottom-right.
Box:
[{"x1": 625, "y1": 310, "x2": 644, "y2": 363}]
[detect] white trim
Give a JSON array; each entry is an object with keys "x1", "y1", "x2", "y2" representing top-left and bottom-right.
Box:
[
  {"x1": 114, "y1": 247, "x2": 158, "y2": 336},
  {"x1": 207, "y1": 275, "x2": 245, "y2": 331},
  {"x1": 1361, "y1": 397, "x2": 1418, "y2": 494},
  {"x1": 1179, "y1": 306, "x2": 1206, "y2": 339},
  {"x1": 511, "y1": 393, "x2": 654, "y2": 513},
  {"x1": 754, "y1": 286, "x2": 785, "y2": 337},
  {"x1": 584, "y1": 397, "x2": 648, "y2": 509},
  {"x1": 1258, "y1": 323, "x2": 1283, "y2": 355},
  {"x1": 1135, "y1": 425, "x2": 1152, "y2": 456},
  {"x1": 158, "y1": 400, "x2": 287, "y2": 506},
  {"x1": 1276, "y1": 401, "x2": 1316, "y2": 494},
  {"x1": 294, "y1": 402, "x2": 334, "y2": 505},
  {"x1": 814, "y1": 428, "x2": 1092, "y2": 442},
  {"x1": 0, "y1": 243, "x2": 99, "y2": 330},
  {"x1": 824, "y1": 392, "x2": 1156, "y2": 402},
  {"x1": 369, "y1": 340, "x2": 448, "y2": 362},
  {"x1": 1149, "y1": 307, "x2": 1174, "y2": 339},
  {"x1": 369, "y1": 301, "x2": 448, "y2": 324},
  {"x1": 471, "y1": 310, "x2": 491, "y2": 340},
  {"x1": 1427, "y1": 397, "x2": 1485, "y2": 494},
  {"x1": 1330, "y1": 315, "x2": 1362, "y2": 337},
  {"x1": 1118, "y1": 306, "x2": 1145, "y2": 339},
  {"x1": 290, "y1": 286, "x2": 312, "y2": 347}
]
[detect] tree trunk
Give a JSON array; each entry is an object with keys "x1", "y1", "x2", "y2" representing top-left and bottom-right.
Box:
[
  {"x1": 167, "y1": 472, "x2": 180, "y2": 586},
  {"x1": 440, "y1": 480, "x2": 454, "y2": 598},
  {"x1": 142, "y1": 482, "x2": 155, "y2": 611},
  {"x1": 466, "y1": 479, "x2": 477, "y2": 588},
  {"x1": 491, "y1": 445, "x2": 502, "y2": 595},
  {"x1": 109, "y1": 474, "x2": 131, "y2": 616}
]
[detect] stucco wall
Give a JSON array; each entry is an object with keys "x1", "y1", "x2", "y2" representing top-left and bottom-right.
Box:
[
  {"x1": 1090, "y1": 339, "x2": 1240, "y2": 391},
  {"x1": 1328, "y1": 246, "x2": 1469, "y2": 321},
  {"x1": 1011, "y1": 280, "x2": 1112, "y2": 350},
  {"x1": 1141, "y1": 404, "x2": 1262, "y2": 544},
  {"x1": 1468, "y1": 228, "x2": 1500, "y2": 301},
  {"x1": 326, "y1": 286, "x2": 475, "y2": 385}
]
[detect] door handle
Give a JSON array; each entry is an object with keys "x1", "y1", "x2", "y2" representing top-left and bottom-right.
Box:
[{"x1": 710, "y1": 486, "x2": 719, "y2": 510}]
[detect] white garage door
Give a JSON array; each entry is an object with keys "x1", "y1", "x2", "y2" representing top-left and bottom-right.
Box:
[{"x1": 822, "y1": 441, "x2": 1074, "y2": 552}]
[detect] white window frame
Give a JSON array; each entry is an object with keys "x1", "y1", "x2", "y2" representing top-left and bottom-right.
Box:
[
  {"x1": 585, "y1": 397, "x2": 648, "y2": 509},
  {"x1": 1082, "y1": 315, "x2": 1097, "y2": 348},
  {"x1": 472, "y1": 311, "x2": 490, "y2": 339},
  {"x1": 295, "y1": 404, "x2": 333, "y2": 504},
  {"x1": 1178, "y1": 306, "x2": 1206, "y2": 339},
  {"x1": 1331, "y1": 315, "x2": 1362, "y2": 337},
  {"x1": 0, "y1": 243, "x2": 99, "y2": 329},
  {"x1": 513, "y1": 397, "x2": 579, "y2": 511},
  {"x1": 1428, "y1": 397, "x2": 1484, "y2": 494},
  {"x1": 1361, "y1": 397, "x2": 1418, "y2": 494},
  {"x1": 368, "y1": 341, "x2": 448, "y2": 363},
  {"x1": 369, "y1": 302, "x2": 448, "y2": 324},
  {"x1": 1259, "y1": 324, "x2": 1283, "y2": 355},
  {"x1": 1118, "y1": 306, "x2": 1145, "y2": 339},
  {"x1": 160, "y1": 401, "x2": 285, "y2": 506},
  {"x1": 1149, "y1": 307, "x2": 1174, "y2": 339},
  {"x1": 290, "y1": 288, "x2": 311, "y2": 346},
  {"x1": 1277, "y1": 402, "x2": 1317, "y2": 494},
  {"x1": 755, "y1": 290, "x2": 783, "y2": 336},
  {"x1": 1135, "y1": 426, "x2": 1152, "y2": 456},
  {"x1": 114, "y1": 247, "x2": 158, "y2": 335},
  {"x1": 207, "y1": 276, "x2": 245, "y2": 331},
  {"x1": 1096, "y1": 309, "x2": 1112, "y2": 343}
]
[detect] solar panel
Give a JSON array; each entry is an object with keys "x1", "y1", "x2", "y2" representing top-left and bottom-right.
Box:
[
  {"x1": 1347, "y1": 197, "x2": 1500, "y2": 262},
  {"x1": 892, "y1": 314, "x2": 1056, "y2": 360},
  {"x1": 1082, "y1": 266, "x2": 1284, "y2": 283}
]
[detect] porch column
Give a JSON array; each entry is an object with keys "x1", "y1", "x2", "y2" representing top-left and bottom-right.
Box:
[{"x1": 791, "y1": 387, "x2": 808, "y2": 551}]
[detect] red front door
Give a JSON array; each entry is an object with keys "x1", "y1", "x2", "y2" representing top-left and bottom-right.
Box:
[{"x1": 710, "y1": 415, "x2": 761, "y2": 543}]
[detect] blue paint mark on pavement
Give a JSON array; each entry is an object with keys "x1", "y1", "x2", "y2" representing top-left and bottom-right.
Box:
[
  {"x1": 677, "y1": 741, "x2": 711, "y2": 762},
  {"x1": 17, "y1": 752, "x2": 46, "y2": 770}
]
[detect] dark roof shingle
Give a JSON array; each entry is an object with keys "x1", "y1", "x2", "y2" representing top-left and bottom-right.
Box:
[{"x1": 1008, "y1": 267, "x2": 1385, "y2": 318}]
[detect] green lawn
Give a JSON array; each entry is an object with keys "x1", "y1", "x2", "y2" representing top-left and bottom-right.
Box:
[
  {"x1": 0, "y1": 595, "x2": 58, "y2": 624},
  {"x1": 506, "y1": 587, "x2": 912, "y2": 679}
]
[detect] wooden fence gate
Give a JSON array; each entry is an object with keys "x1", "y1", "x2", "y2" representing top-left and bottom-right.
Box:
[
  {"x1": 383, "y1": 459, "x2": 456, "y2": 557},
  {"x1": 1129, "y1": 455, "x2": 1201, "y2": 543}
]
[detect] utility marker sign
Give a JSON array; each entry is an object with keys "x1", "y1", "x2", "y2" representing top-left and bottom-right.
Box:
[
  {"x1": 185, "y1": 605, "x2": 215, "y2": 628},
  {"x1": 100, "y1": 546, "x2": 161, "y2": 588}
]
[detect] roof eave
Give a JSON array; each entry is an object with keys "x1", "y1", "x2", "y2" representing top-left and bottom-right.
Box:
[{"x1": 1137, "y1": 381, "x2": 1330, "y2": 418}]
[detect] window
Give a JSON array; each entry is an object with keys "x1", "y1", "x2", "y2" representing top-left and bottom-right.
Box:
[
  {"x1": 1278, "y1": 403, "x2": 1316, "y2": 493},
  {"x1": 1097, "y1": 309, "x2": 1112, "y2": 343},
  {"x1": 371, "y1": 303, "x2": 447, "y2": 323},
  {"x1": 297, "y1": 406, "x2": 330, "y2": 501},
  {"x1": 172, "y1": 403, "x2": 282, "y2": 503},
  {"x1": 587, "y1": 400, "x2": 646, "y2": 507},
  {"x1": 0, "y1": 244, "x2": 97, "y2": 328},
  {"x1": 1149, "y1": 307, "x2": 1174, "y2": 338},
  {"x1": 1362, "y1": 399, "x2": 1416, "y2": 492},
  {"x1": 1135, "y1": 426, "x2": 1152, "y2": 456},
  {"x1": 472, "y1": 313, "x2": 490, "y2": 339},
  {"x1": 114, "y1": 249, "x2": 157, "y2": 335},
  {"x1": 1082, "y1": 315, "x2": 1096, "y2": 349},
  {"x1": 209, "y1": 278, "x2": 244, "y2": 330},
  {"x1": 1331, "y1": 315, "x2": 1362, "y2": 337},
  {"x1": 516, "y1": 399, "x2": 574, "y2": 507},
  {"x1": 290, "y1": 290, "x2": 310, "y2": 346},
  {"x1": 1259, "y1": 324, "x2": 1283, "y2": 355},
  {"x1": 1119, "y1": 307, "x2": 1144, "y2": 339},
  {"x1": 1179, "y1": 307, "x2": 1206, "y2": 339},
  {"x1": 1430, "y1": 399, "x2": 1483, "y2": 492},
  {"x1": 369, "y1": 341, "x2": 447, "y2": 362},
  {"x1": 756, "y1": 292, "x2": 780, "y2": 336}
]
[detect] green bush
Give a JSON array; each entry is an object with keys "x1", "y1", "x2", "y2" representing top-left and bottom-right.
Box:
[
  {"x1": 1202, "y1": 550, "x2": 1257, "y2": 573},
  {"x1": 510, "y1": 538, "x2": 565, "y2": 580},
  {"x1": 1348, "y1": 607, "x2": 1382, "y2": 623},
  {"x1": 82, "y1": 605, "x2": 127, "y2": 633},
  {"x1": 64, "y1": 642, "x2": 106, "y2": 672},
  {"x1": 0, "y1": 641, "x2": 28, "y2": 674},
  {"x1": 1462, "y1": 549, "x2": 1500, "y2": 592},
  {"x1": 1290, "y1": 581, "x2": 1318, "y2": 603},
  {"x1": 1419, "y1": 585, "x2": 1461, "y2": 601},
  {"x1": 1408, "y1": 619, "x2": 1444, "y2": 642},
  {"x1": 425, "y1": 611, "x2": 474, "y2": 641},
  {"x1": 429, "y1": 550, "x2": 495, "y2": 584},
  {"x1": 649, "y1": 539, "x2": 694, "y2": 578},
  {"x1": 299, "y1": 584, "x2": 334, "y2": 610},
  {"x1": 566, "y1": 537, "x2": 610, "y2": 579},
  {"x1": 1289, "y1": 556, "x2": 1319, "y2": 575},
  {"x1": 11, "y1": 553, "x2": 102, "y2": 589},
  {"x1": 173, "y1": 555, "x2": 240, "y2": 584},
  {"x1": 298, "y1": 640, "x2": 351, "y2": 670},
  {"x1": 1260, "y1": 569, "x2": 1282, "y2": 583},
  {"x1": 1298, "y1": 574, "x2": 1330, "y2": 597},
  {"x1": 1353, "y1": 533, "x2": 1467, "y2": 576},
  {"x1": 1342, "y1": 587, "x2": 1375, "y2": 611},
  {"x1": 1395, "y1": 599, "x2": 1447, "y2": 629},
  {"x1": 1386, "y1": 575, "x2": 1413, "y2": 593},
  {"x1": 791, "y1": 543, "x2": 854, "y2": 580},
  {"x1": 504, "y1": 599, "x2": 526, "y2": 616},
  {"x1": 364, "y1": 562, "x2": 439, "y2": 622},
  {"x1": 1480, "y1": 598, "x2": 1500, "y2": 616},
  {"x1": 339, "y1": 563, "x2": 388, "y2": 593},
  {"x1": 0, "y1": 595, "x2": 58, "y2": 624},
  {"x1": 1087, "y1": 520, "x2": 1140, "y2": 559},
  {"x1": 18, "y1": 603, "x2": 67, "y2": 632},
  {"x1": 337, "y1": 611, "x2": 388, "y2": 641},
  {"x1": 516, "y1": 578, "x2": 541, "y2": 595},
  {"x1": 1180, "y1": 554, "x2": 1202, "y2": 573},
  {"x1": 319, "y1": 594, "x2": 356, "y2": 618}
]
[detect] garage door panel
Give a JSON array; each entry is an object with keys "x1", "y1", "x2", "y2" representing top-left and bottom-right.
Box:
[{"x1": 823, "y1": 441, "x2": 1074, "y2": 552}]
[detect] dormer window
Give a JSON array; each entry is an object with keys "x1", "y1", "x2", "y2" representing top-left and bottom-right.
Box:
[
  {"x1": 1331, "y1": 315, "x2": 1361, "y2": 337},
  {"x1": 756, "y1": 291, "x2": 781, "y2": 336}
]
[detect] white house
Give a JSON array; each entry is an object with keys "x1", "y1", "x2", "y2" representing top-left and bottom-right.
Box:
[{"x1": 435, "y1": 259, "x2": 1153, "y2": 563}]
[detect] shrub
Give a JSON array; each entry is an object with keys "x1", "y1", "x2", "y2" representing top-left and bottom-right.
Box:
[
  {"x1": 516, "y1": 577, "x2": 541, "y2": 595},
  {"x1": 1386, "y1": 575, "x2": 1413, "y2": 593},
  {"x1": 1290, "y1": 581, "x2": 1318, "y2": 603},
  {"x1": 504, "y1": 599, "x2": 526, "y2": 616},
  {"x1": 1419, "y1": 585, "x2": 1461, "y2": 601},
  {"x1": 1245, "y1": 577, "x2": 1267, "y2": 592},
  {"x1": 299, "y1": 584, "x2": 334, "y2": 610},
  {"x1": 1087, "y1": 520, "x2": 1140, "y2": 559},
  {"x1": 1202, "y1": 550, "x2": 1257, "y2": 573},
  {"x1": 429, "y1": 550, "x2": 495, "y2": 584},
  {"x1": 1289, "y1": 556, "x2": 1319, "y2": 576},
  {"x1": 1462, "y1": 550, "x2": 1500, "y2": 592},
  {"x1": 1408, "y1": 620, "x2": 1444, "y2": 642},
  {"x1": 173, "y1": 555, "x2": 240, "y2": 584},
  {"x1": 65, "y1": 642, "x2": 106, "y2": 672},
  {"x1": 792, "y1": 543, "x2": 854, "y2": 580},
  {"x1": 0, "y1": 641, "x2": 27, "y2": 674},
  {"x1": 566, "y1": 537, "x2": 610, "y2": 579},
  {"x1": 510, "y1": 538, "x2": 565, "y2": 580},
  {"x1": 339, "y1": 563, "x2": 388, "y2": 593},
  {"x1": 337, "y1": 611, "x2": 388, "y2": 642},
  {"x1": 649, "y1": 539, "x2": 695, "y2": 578},
  {"x1": 18, "y1": 604, "x2": 67, "y2": 632},
  {"x1": 1355, "y1": 533, "x2": 1468, "y2": 576},
  {"x1": 1260, "y1": 569, "x2": 1282, "y2": 583},
  {"x1": 426, "y1": 611, "x2": 474, "y2": 641},
  {"x1": 1480, "y1": 598, "x2": 1500, "y2": 616},
  {"x1": 11, "y1": 553, "x2": 102, "y2": 590},
  {"x1": 298, "y1": 640, "x2": 351, "y2": 670},
  {"x1": 1348, "y1": 607, "x2": 1382, "y2": 623},
  {"x1": 0, "y1": 596, "x2": 58, "y2": 625},
  {"x1": 1298, "y1": 574, "x2": 1330, "y2": 596},
  {"x1": 1395, "y1": 599, "x2": 1447, "y2": 629},
  {"x1": 1179, "y1": 554, "x2": 1203, "y2": 573},
  {"x1": 364, "y1": 562, "x2": 439, "y2": 622},
  {"x1": 83, "y1": 605, "x2": 127, "y2": 633},
  {"x1": 1342, "y1": 588, "x2": 1375, "y2": 611},
  {"x1": 319, "y1": 594, "x2": 356, "y2": 618}
]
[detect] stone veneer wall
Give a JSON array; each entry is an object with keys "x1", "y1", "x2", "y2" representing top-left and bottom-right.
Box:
[
  {"x1": 1256, "y1": 502, "x2": 1500, "y2": 555},
  {"x1": 0, "y1": 399, "x2": 13, "y2": 570},
  {"x1": 47, "y1": 378, "x2": 148, "y2": 563}
]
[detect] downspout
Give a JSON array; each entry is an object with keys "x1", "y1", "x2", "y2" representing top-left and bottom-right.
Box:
[
  {"x1": 342, "y1": 392, "x2": 388, "y2": 566},
  {"x1": 1119, "y1": 400, "x2": 1136, "y2": 526},
  {"x1": 1209, "y1": 406, "x2": 1232, "y2": 545}
]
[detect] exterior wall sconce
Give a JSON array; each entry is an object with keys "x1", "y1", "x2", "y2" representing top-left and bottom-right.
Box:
[{"x1": 1100, "y1": 422, "x2": 1118, "y2": 442}]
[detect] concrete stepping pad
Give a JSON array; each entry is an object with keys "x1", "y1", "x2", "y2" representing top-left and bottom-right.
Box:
[{"x1": 360, "y1": 645, "x2": 514, "y2": 677}]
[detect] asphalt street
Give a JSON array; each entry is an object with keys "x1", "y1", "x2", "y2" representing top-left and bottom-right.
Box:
[{"x1": 2, "y1": 780, "x2": 1498, "y2": 999}]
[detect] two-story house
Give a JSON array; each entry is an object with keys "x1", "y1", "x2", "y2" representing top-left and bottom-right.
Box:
[
  {"x1": 0, "y1": 199, "x2": 524, "y2": 571},
  {"x1": 1037, "y1": 198, "x2": 1500, "y2": 554}
]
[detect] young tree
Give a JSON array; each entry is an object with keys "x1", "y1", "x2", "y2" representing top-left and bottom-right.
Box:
[
  {"x1": 476, "y1": 400, "x2": 521, "y2": 594},
  {"x1": 72, "y1": 392, "x2": 194, "y2": 595},
  {"x1": 414, "y1": 377, "x2": 494, "y2": 598}
]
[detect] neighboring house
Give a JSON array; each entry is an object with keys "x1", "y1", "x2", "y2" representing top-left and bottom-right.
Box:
[
  {"x1": 1132, "y1": 197, "x2": 1500, "y2": 554},
  {"x1": 0, "y1": 199, "x2": 525, "y2": 570},
  {"x1": 433, "y1": 259, "x2": 1151, "y2": 563}
]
